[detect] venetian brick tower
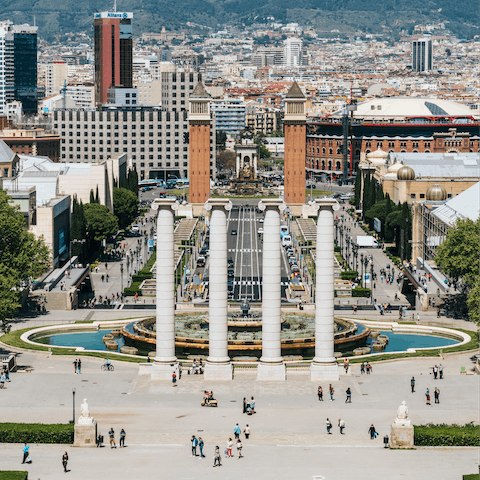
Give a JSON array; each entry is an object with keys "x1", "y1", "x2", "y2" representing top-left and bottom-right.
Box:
[
  {"x1": 284, "y1": 81, "x2": 306, "y2": 207},
  {"x1": 189, "y1": 82, "x2": 212, "y2": 206}
]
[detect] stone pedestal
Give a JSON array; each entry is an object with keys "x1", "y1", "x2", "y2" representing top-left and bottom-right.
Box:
[
  {"x1": 73, "y1": 421, "x2": 97, "y2": 447},
  {"x1": 151, "y1": 362, "x2": 179, "y2": 380},
  {"x1": 204, "y1": 361, "x2": 233, "y2": 381},
  {"x1": 257, "y1": 362, "x2": 286, "y2": 381},
  {"x1": 310, "y1": 362, "x2": 340, "y2": 381},
  {"x1": 390, "y1": 423, "x2": 414, "y2": 448}
]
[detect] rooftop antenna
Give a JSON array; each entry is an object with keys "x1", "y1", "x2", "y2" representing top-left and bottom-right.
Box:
[
  {"x1": 113, "y1": 0, "x2": 117, "y2": 12},
  {"x1": 33, "y1": 16, "x2": 36, "y2": 27}
]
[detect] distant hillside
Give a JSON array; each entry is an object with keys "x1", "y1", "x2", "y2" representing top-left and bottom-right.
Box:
[{"x1": 1, "y1": 0, "x2": 478, "y2": 40}]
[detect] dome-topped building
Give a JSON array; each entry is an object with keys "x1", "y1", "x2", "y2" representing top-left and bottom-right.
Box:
[
  {"x1": 366, "y1": 147, "x2": 388, "y2": 165},
  {"x1": 426, "y1": 184, "x2": 447, "y2": 202},
  {"x1": 397, "y1": 166, "x2": 415, "y2": 180}
]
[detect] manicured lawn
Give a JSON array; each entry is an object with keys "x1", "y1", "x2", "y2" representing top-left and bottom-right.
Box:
[
  {"x1": 414, "y1": 423, "x2": 479, "y2": 447},
  {"x1": 0, "y1": 472, "x2": 28, "y2": 480}
]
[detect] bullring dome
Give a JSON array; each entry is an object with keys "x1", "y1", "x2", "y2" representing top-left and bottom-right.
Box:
[
  {"x1": 426, "y1": 184, "x2": 447, "y2": 202},
  {"x1": 388, "y1": 161, "x2": 403, "y2": 173},
  {"x1": 397, "y1": 166, "x2": 415, "y2": 180}
]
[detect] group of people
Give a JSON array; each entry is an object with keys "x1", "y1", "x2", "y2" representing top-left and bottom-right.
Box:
[
  {"x1": 325, "y1": 418, "x2": 347, "y2": 435},
  {"x1": 317, "y1": 385, "x2": 352, "y2": 403},
  {"x1": 190, "y1": 359, "x2": 204, "y2": 375},
  {"x1": 108, "y1": 428, "x2": 126, "y2": 448},
  {"x1": 72, "y1": 359, "x2": 82, "y2": 375},
  {"x1": 360, "y1": 362, "x2": 373, "y2": 374},
  {"x1": 0, "y1": 367, "x2": 11, "y2": 388},
  {"x1": 242, "y1": 397, "x2": 256, "y2": 415}
]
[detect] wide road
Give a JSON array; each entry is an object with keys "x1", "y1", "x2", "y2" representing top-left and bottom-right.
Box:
[{"x1": 199, "y1": 203, "x2": 291, "y2": 303}]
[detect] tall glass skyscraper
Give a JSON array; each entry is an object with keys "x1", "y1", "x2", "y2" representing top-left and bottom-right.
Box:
[
  {"x1": 0, "y1": 21, "x2": 38, "y2": 115},
  {"x1": 412, "y1": 36, "x2": 433, "y2": 73}
]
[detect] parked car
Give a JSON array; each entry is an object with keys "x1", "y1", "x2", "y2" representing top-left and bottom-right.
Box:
[
  {"x1": 197, "y1": 256, "x2": 206, "y2": 268},
  {"x1": 231, "y1": 229, "x2": 237, "y2": 235},
  {"x1": 228, "y1": 269, "x2": 234, "y2": 278}
]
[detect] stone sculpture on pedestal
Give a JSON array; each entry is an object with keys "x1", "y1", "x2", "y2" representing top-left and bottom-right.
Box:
[
  {"x1": 73, "y1": 398, "x2": 97, "y2": 447},
  {"x1": 391, "y1": 401, "x2": 414, "y2": 447}
]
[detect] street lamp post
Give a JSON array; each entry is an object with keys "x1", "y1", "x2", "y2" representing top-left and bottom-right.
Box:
[
  {"x1": 370, "y1": 262, "x2": 374, "y2": 304},
  {"x1": 360, "y1": 253, "x2": 364, "y2": 288},
  {"x1": 69, "y1": 387, "x2": 76, "y2": 424},
  {"x1": 120, "y1": 263, "x2": 124, "y2": 299}
]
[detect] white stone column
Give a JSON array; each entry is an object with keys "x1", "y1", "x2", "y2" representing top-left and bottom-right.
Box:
[
  {"x1": 311, "y1": 198, "x2": 340, "y2": 381},
  {"x1": 257, "y1": 198, "x2": 286, "y2": 380},
  {"x1": 204, "y1": 198, "x2": 233, "y2": 381},
  {"x1": 151, "y1": 198, "x2": 179, "y2": 380}
]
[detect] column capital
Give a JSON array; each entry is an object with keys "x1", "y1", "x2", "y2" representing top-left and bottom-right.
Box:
[
  {"x1": 309, "y1": 198, "x2": 340, "y2": 212},
  {"x1": 152, "y1": 198, "x2": 179, "y2": 212},
  {"x1": 205, "y1": 198, "x2": 233, "y2": 212},
  {"x1": 258, "y1": 198, "x2": 286, "y2": 212}
]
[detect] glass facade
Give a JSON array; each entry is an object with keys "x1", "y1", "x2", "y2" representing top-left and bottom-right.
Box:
[{"x1": 12, "y1": 32, "x2": 37, "y2": 114}]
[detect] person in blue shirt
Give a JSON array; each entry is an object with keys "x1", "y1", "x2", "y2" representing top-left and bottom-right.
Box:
[
  {"x1": 22, "y1": 443, "x2": 29, "y2": 464},
  {"x1": 191, "y1": 435, "x2": 198, "y2": 457},
  {"x1": 234, "y1": 424, "x2": 241, "y2": 439},
  {"x1": 198, "y1": 437, "x2": 205, "y2": 457}
]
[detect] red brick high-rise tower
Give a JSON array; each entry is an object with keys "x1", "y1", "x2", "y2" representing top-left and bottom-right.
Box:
[
  {"x1": 188, "y1": 82, "x2": 212, "y2": 206},
  {"x1": 284, "y1": 81, "x2": 306, "y2": 206},
  {"x1": 94, "y1": 11, "x2": 133, "y2": 106}
]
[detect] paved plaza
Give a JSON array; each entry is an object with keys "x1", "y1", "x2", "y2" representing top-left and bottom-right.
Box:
[{"x1": 0, "y1": 342, "x2": 478, "y2": 479}]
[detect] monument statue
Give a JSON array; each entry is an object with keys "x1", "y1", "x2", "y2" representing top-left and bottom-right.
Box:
[
  {"x1": 77, "y1": 398, "x2": 94, "y2": 425},
  {"x1": 243, "y1": 163, "x2": 251, "y2": 180},
  {"x1": 81, "y1": 398, "x2": 89, "y2": 418},
  {"x1": 394, "y1": 401, "x2": 411, "y2": 426}
]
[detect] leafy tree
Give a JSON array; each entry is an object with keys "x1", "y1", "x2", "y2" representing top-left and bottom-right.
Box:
[
  {"x1": 127, "y1": 169, "x2": 139, "y2": 196},
  {"x1": 436, "y1": 218, "x2": 480, "y2": 324},
  {"x1": 0, "y1": 189, "x2": 50, "y2": 326},
  {"x1": 436, "y1": 219, "x2": 479, "y2": 283},
  {"x1": 71, "y1": 197, "x2": 87, "y2": 264},
  {"x1": 113, "y1": 187, "x2": 139, "y2": 229},
  {"x1": 354, "y1": 170, "x2": 361, "y2": 208},
  {"x1": 216, "y1": 150, "x2": 236, "y2": 171},
  {"x1": 84, "y1": 203, "x2": 118, "y2": 244},
  {"x1": 89, "y1": 189, "x2": 95, "y2": 204},
  {"x1": 258, "y1": 144, "x2": 271, "y2": 159},
  {"x1": 216, "y1": 131, "x2": 227, "y2": 150}
]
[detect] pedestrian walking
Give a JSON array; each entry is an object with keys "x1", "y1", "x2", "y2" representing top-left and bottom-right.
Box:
[
  {"x1": 439, "y1": 364, "x2": 444, "y2": 379},
  {"x1": 434, "y1": 387, "x2": 440, "y2": 404},
  {"x1": 368, "y1": 424, "x2": 377, "y2": 440},
  {"x1": 338, "y1": 418, "x2": 345, "y2": 435},
  {"x1": 213, "y1": 446, "x2": 221, "y2": 467},
  {"x1": 22, "y1": 442, "x2": 29, "y2": 464},
  {"x1": 360, "y1": 362, "x2": 365, "y2": 374},
  {"x1": 366, "y1": 362, "x2": 372, "y2": 374},
  {"x1": 199, "y1": 437, "x2": 205, "y2": 457},
  {"x1": 411, "y1": 377, "x2": 415, "y2": 393},
  {"x1": 236, "y1": 439, "x2": 243, "y2": 459},
  {"x1": 226, "y1": 438, "x2": 233, "y2": 457},
  {"x1": 345, "y1": 387, "x2": 352, "y2": 403},
  {"x1": 234, "y1": 423, "x2": 241, "y2": 440},
  {"x1": 317, "y1": 385, "x2": 323, "y2": 401},
  {"x1": 250, "y1": 396, "x2": 255, "y2": 414},
  {"x1": 244, "y1": 425, "x2": 250, "y2": 439},
  {"x1": 109, "y1": 428, "x2": 116, "y2": 448},
  {"x1": 433, "y1": 365, "x2": 438, "y2": 379},
  {"x1": 172, "y1": 372, "x2": 177, "y2": 386},
  {"x1": 343, "y1": 358, "x2": 349, "y2": 374},
  {"x1": 425, "y1": 388, "x2": 431, "y2": 405},
  {"x1": 191, "y1": 435, "x2": 198, "y2": 457},
  {"x1": 416, "y1": 313, "x2": 420, "y2": 324},
  {"x1": 62, "y1": 451, "x2": 68, "y2": 472},
  {"x1": 101, "y1": 275, "x2": 105, "y2": 282},
  {"x1": 243, "y1": 397, "x2": 247, "y2": 414},
  {"x1": 0, "y1": 372, "x2": 5, "y2": 388},
  {"x1": 73, "y1": 359, "x2": 78, "y2": 375},
  {"x1": 5, "y1": 370, "x2": 10, "y2": 382},
  {"x1": 329, "y1": 384, "x2": 334, "y2": 401},
  {"x1": 326, "y1": 418, "x2": 332, "y2": 434},
  {"x1": 77, "y1": 359, "x2": 81, "y2": 374},
  {"x1": 119, "y1": 429, "x2": 126, "y2": 448}
]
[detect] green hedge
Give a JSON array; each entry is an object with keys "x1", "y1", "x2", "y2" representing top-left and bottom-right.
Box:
[
  {"x1": 341, "y1": 270, "x2": 358, "y2": 281},
  {"x1": 0, "y1": 472, "x2": 28, "y2": 480},
  {"x1": 352, "y1": 287, "x2": 371, "y2": 297},
  {"x1": 0, "y1": 423, "x2": 74, "y2": 444},
  {"x1": 124, "y1": 281, "x2": 143, "y2": 296},
  {"x1": 131, "y1": 273, "x2": 152, "y2": 283},
  {"x1": 463, "y1": 475, "x2": 479, "y2": 480},
  {"x1": 334, "y1": 246, "x2": 341, "y2": 252},
  {"x1": 414, "y1": 423, "x2": 479, "y2": 446}
]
